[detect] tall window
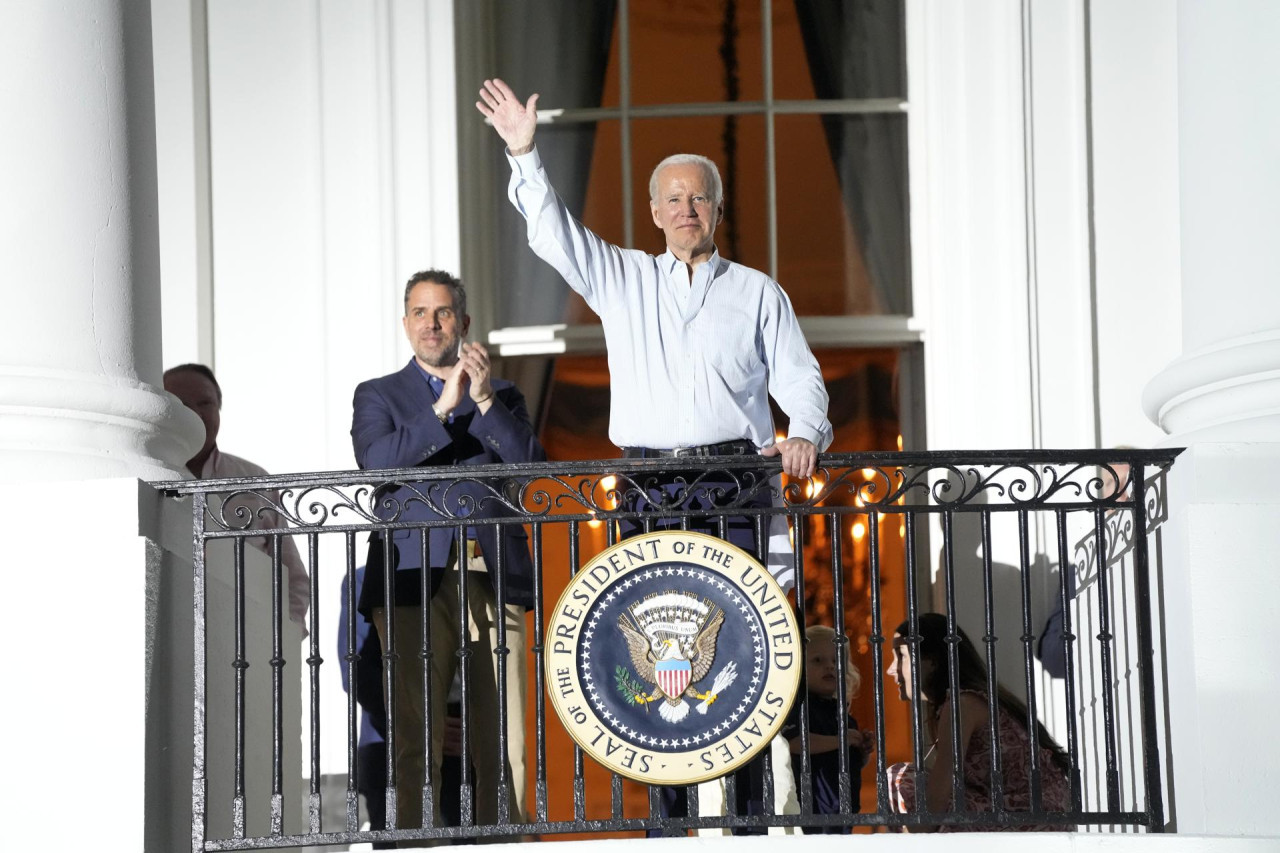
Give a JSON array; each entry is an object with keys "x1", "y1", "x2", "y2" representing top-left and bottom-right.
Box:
[{"x1": 457, "y1": 0, "x2": 911, "y2": 335}]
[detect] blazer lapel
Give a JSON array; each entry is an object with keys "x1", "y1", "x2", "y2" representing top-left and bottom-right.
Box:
[{"x1": 393, "y1": 359, "x2": 433, "y2": 408}]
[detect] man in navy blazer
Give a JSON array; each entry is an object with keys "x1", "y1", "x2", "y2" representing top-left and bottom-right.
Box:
[{"x1": 351, "y1": 268, "x2": 544, "y2": 834}]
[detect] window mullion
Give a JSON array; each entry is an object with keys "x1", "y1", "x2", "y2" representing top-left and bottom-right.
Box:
[
  {"x1": 762, "y1": 0, "x2": 777, "y2": 280},
  {"x1": 619, "y1": 0, "x2": 633, "y2": 248}
]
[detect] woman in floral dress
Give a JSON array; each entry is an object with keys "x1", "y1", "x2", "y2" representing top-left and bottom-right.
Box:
[{"x1": 885, "y1": 613, "x2": 1072, "y2": 831}]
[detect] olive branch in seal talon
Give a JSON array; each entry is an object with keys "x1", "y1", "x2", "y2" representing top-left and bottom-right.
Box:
[{"x1": 614, "y1": 666, "x2": 649, "y2": 710}]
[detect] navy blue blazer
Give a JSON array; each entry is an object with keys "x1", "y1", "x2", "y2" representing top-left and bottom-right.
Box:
[{"x1": 351, "y1": 359, "x2": 545, "y2": 611}]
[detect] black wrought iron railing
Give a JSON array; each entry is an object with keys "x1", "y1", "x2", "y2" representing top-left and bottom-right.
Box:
[{"x1": 155, "y1": 448, "x2": 1180, "y2": 850}]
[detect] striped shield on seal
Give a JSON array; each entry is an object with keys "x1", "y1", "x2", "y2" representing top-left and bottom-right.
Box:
[{"x1": 655, "y1": 658, "x2": 692, "y2": 699}]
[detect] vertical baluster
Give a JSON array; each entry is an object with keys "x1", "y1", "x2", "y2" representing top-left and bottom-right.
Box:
[
  {"x1": 667, "y1": 511, "x2": 697, "y2": 823},
  {"x1": 1093, "y1": 506, "x2": 1122, "y2": 814},
  {"x1": 232, "y1": 533, "x2": 247, "y2": 838},
  {"x1": 270, "y1": 534, "x2": 284, "y2": 835},
  {"x1": 568, "y1": 520, "x2": 586, "y2": 822},
  {"x1": 830, "y1": 511, "x2": 851, "y2": 817},
  {"x1": 1054, "y1": 510, "x2": 1082, "y2": 815},
  {"x1": 381, "y1": 529, "x2": 398, "y2": 830},
  {"x1": 1129, "y1": 464, "x2": 1165, "y2": 831},
  {"x1": 344, "y1": 532, "x2": 360, "y2": 834},
  {"x1": 940, "y1": 512, "x2": 964, "y2": 819},
  {"x1": 903, "y1": 512, "x2": 927, "y2": 820},
  {"x1": 756, "y1": 511, "x2": 775, "y2": 824},
  {"x1": 421, "y1": 528, "x2": 435, "y2": 829},
  {"x1": 979, "y1": 512, "x2": 1006, "y2": 815},
  {"x1": 456, "y1": 524, "x2": 473, "y2": 828},
  {"x1": 715, "y1": 512, "x2": 737, "y2": 822},
  {"x1": 605, "y1": 516, "x2": 623, "y2": 821},
  {"x1": 306, "y1": 532, "x2": 322, "y2": 834},
  {"x1": 494, "y1": 521, "x2": 511, "y2": 826},
  {"x1": 1017, "y1": 510, "x2": 1043, "y2": 813},
  {"x1": 792, "y1": 513, "x2": 813, "y2": 819},
  {"x1": 531, "y1": 522, "x2": 549, "y2": 823},
  {"x1": 867, "y1": 509, "x2": 890, "y2": 817},
  {"x1": 193, "y1": 494, "x2": 210, "y2": 852}
]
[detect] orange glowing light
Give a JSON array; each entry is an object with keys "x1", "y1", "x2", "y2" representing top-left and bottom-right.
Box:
[{"x1": 852, "y1": 521, "x2": 867, "y2": 541}]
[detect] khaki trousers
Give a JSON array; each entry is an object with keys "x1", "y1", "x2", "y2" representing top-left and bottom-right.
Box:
[{"x1": 371, "y1": 554, "x2": 528, "y2": 833}]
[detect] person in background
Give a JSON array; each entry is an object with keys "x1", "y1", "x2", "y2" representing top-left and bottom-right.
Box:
[
  {"x1": 1037, "y1": 456, "x2": 1133, "y2": 678},
  {"x1": 164, "y1": 363, "x2": 310, "y2": 630},
  {"x1": 885, "y1": 613, "x2": 1071, "y2": 831},
  {"x1": 783, "y1": 624, "x2": 872, "y2": 833}
]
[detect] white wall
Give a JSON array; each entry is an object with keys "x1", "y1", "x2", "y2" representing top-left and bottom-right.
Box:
[
  {"x1": 1090, "y1": 1, "x2": 1183, "y2": 449},
  {"x1": 154, "y1": 0, "x2": 462, "y2": 781},
  {"x1": 157, "y1": 0, "x2": 460, "y2": 478},
  {"x1": 910, "y1": 0, "x2": 1181, "y2": 479}
]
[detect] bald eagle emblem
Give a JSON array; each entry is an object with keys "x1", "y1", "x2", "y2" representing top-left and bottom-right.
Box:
[{"x1": 615, "y1": 591, "x2": 740, "y2": 723}]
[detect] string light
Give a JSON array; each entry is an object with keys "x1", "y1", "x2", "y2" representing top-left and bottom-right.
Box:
[
  {"x1": 600, "y1": 475, "x2": 618, "y2": 509},
  {"x1": 852, "y1": 521, "x2": 867, "y2": 541}
]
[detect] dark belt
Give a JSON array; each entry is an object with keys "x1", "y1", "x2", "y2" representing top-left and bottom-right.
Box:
[{"x1": 621, "y1": 439, "x2": 757, "y2": 459}]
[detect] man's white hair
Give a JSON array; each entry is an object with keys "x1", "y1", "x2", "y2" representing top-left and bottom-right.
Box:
[{"x1": 649, "y1": 153, "x2": 723, "y2": 208}]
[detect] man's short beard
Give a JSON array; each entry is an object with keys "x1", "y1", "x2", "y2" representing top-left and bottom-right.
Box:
[{"x1": 416, "y1": 338, "x2": 460, "y2": 368}]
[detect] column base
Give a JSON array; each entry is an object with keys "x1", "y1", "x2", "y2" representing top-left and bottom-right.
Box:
[
  {"x1": 0, "y1": 367, "x2": 203, "y2": 483},
  {"x1": 1142, "y1": 329, "x2": 1280, "y2": 445}
]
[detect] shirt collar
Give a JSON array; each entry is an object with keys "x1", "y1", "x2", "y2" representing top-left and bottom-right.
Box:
[
  {"x1": 658, "y1": 246, "x2": 721, "y2": 276},
  {"x1": 411, "y1": 358, "x2": 445, "y2": 390}
]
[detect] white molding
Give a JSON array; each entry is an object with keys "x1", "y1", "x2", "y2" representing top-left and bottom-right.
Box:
[
  {"x1": 0, "y1": 368, "x2": 201, "y2": 483},
  {"x1": 487, "y1": 317, "x2": 923, "y2": 358},
  {"x1": 1143, "y1": 329, "x2": 1280, "y2": 442}
]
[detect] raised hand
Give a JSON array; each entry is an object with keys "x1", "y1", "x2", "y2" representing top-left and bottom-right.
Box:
[
  {"x1": 435, "y1": 361, "x2": 468, "y2": 417},
  {"x1": 476, "y1": 78, "x2": 539, "y2": 155}
]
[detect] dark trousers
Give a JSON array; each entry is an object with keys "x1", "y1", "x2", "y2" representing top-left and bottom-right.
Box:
[
  {"x1": 620, "y1": 466, "x2": 773, "y2": 837},
  {"x1": 647, "y1": 759, "x2": 769, "y2": 837},
  {"x1": 357, "y1": 742, "x2": 396, "y2": 849}
]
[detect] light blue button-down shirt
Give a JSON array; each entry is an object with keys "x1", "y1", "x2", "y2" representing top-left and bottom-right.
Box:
[{"x1": 507, "y1": 147, "x2": 833, "y2": 453}]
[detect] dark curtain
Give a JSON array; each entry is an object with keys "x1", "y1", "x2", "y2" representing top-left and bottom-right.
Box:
[
  {"x1": 476, "y1": 0, "x2": 618, "y2": 329},
  {"x1": 794, "y1": 0, "x2": 910, "y2": 315}
]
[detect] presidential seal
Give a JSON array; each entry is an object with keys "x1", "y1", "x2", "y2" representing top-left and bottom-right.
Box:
[{"x1": 546, "y1": 531, "x2": 802, "y2": 786}]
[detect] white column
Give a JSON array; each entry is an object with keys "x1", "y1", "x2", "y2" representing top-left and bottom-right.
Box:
[
  {"x1": 1141, "y1": 0, "x2": 1280, "y2": 836},
  {"x1": 1142, "y1": 1, "x2": 1280, "y2": 443},
  {"x1": 0, "y1": 0, "x2": 201, "y2": 483}
]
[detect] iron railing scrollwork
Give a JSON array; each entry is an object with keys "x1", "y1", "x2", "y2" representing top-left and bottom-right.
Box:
[{"x1": 155, "y1": 448, "x2": 1180, "y2": 850}]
